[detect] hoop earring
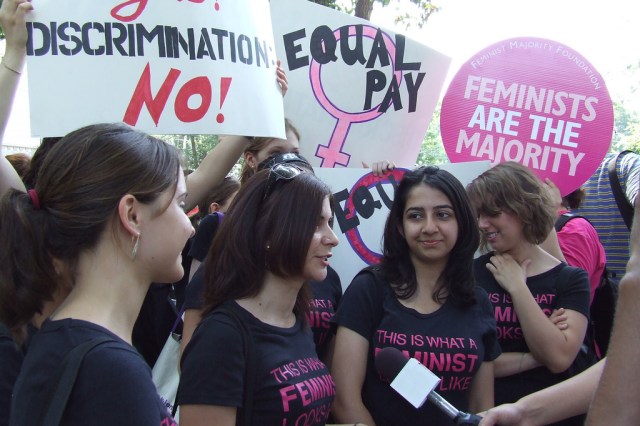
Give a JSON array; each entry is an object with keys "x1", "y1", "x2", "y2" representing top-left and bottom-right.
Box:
[{"x1": 131, "y1": 234, "x2": 140, "y2": 260}]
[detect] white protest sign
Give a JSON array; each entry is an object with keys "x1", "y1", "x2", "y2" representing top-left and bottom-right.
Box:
[
  {"x1": 315, "y1": 161, "x2": 491, "y2": 289},
  {"x1": 272, "y1": 0, "x2": 451, "y2": 168},
  {"x1": 26, "y1": 0, "x2": 285, "y2": 137}
]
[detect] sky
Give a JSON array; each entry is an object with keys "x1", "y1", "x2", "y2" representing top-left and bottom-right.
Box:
[
  {"x1": 4, "y1": 0, "x2": 640, "y2": 149},
  {"x1": 370, "y1": 0, "x2": 640, "y2": 109}
]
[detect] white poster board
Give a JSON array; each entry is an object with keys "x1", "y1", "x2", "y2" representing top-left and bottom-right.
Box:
[
  {"x1": 25, "y1": 0, "x2": 285, "y2": 137},
  {"x1": 315, "y1": 161, "x2": 491, "y2": 289},
  {"x1": 272, "y1": 0, "x2": 451, "y2": 168}
]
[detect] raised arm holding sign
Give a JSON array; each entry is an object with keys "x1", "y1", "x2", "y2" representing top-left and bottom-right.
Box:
[{"x1": 0, "y1": 0, "x2": 31, "y2": 196}]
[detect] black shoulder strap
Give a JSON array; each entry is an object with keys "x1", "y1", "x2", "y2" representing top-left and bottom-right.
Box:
[
  {"x1": 608, "y1": 151, "x2": 634, "y2": 230},
  {"x1": 554, "y1": 212, "x2": 585, "y2": 232},
  {"x1": 39, "y1": 337, "x2": 113, "y2": 426},
  {"x1": 216, "y1": 305, "x2": 255, "y2": 426}
]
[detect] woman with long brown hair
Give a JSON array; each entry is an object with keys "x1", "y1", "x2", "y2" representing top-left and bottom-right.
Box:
[{"x1": 177, "y1": 165, "x2": 340, "y2": 425}]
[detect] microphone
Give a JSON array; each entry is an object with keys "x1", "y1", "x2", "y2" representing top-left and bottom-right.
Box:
[{"x1": 375, "y1": 347, "x2": 482, "y2": 426}]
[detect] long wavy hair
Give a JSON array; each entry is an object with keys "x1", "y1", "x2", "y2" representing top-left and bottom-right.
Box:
[{"x1": 378, "y1": 166, "x2": 479, "y2": 307}]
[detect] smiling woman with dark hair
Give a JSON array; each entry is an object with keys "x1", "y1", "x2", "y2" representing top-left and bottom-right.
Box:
[{"x1": 332, "y1": 166, "x2": 500, "y2": 426}]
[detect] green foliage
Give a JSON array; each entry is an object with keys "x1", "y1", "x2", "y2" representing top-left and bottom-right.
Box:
[
  {"x1": 309, "y1": 0, "x2": 339, "y2": 8},
  {"x1": 613, "y1": 61, "x2": 640, "y2": 153},
  {"x1": 324, "y1": 0, "x2": 439, "y2": 28},
  {"x1": 416, "y1": 104, "x2": 448, "y2": 166},
  {"x1": 154, "y1": 134, "x2": 220, "y2": 172},
  {"x1": 393, "y1": 0, "x2": 440, "y2": 30},
  {"x1": 611, "y1": 101, "x2": 640, "y2": 152},
  {"x1": 614, "y1": 103, "x2": 640, "y2": 153}
]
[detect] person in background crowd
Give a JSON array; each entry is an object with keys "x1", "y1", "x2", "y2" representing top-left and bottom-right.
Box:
[
  {"x1": 548, "y1": 187, "x2": 606, "y2": 304},
  {"x1": 187, "y1": 175, "x2": 240, "y2": 279},
  {"x1": 239, "y1": 118, "x2": 301, "y2": 185},
  {"x1": 4, "y1": 152, "x2": 30, "y2": 179},
  {"x1": 178, "y1": 176, "x2": 240, "y2": 353},
  {"x1": 574, "y1": 151, "x2": 640, "y2": 279}
]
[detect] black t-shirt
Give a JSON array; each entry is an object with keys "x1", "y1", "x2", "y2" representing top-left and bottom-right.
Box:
[
  {"x1": 333, "y1": 272, "x2": 501, "y2": 426},
  {"x1": 133, "y1": 283, "x2": 179, "y2": 368},
  {"x1": 177, "y1": 301, "x2": 334, "y2": 426},
  {"x1": 11, "y1": 319, "x2": 175, "y2": 425},
  {"x1": 188, "y1": 212, "x2": 223, "y2": 262},
  {"x1": 308, "y1": 266, "x2": 342, "y2": 359},
  {"x1": 474, "y1": 252, "x2": 590, "y2": 405},
  {"x1": 184, "y1": 263, "x2": 206, "y2": 310},
  {"x1": 183, "y1": 212, "x2": 223, "y2": 311},
  {"x1": 186, "y1": 265, "x2": 343, "y2": 360},
  {"x1": 0, "y1": 324, "x2": 23, "y2": 426}
]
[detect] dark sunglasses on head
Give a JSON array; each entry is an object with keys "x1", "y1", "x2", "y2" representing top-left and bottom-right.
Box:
[
  {"x1": 258, "y1": 152, "x2": 311, "y2": 172},
  {"x1": 263, "y1": 163, "x2": 304, "y2": 200}
]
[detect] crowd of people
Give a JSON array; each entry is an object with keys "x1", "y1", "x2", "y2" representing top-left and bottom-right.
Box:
[{"x1": 1, "y1": 0, "x2": 639, "y2": 425}]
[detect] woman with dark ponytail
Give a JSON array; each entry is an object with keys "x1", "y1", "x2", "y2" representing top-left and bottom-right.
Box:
[{"x1": 0, "y1": 123, "x2": 195, "y2": 425}]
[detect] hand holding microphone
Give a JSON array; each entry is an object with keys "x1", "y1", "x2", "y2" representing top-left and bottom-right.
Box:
[{"x1": 375, "y1": 347, "x2": 482, "y2": 426}]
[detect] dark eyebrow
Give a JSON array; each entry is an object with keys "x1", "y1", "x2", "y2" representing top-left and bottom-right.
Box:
[
  {"x1": 405, "y1": 205, "x2": 454, "y2": 213},
  {"x1": 405, "y1": 207, "x2": 425, "y2": 213}
]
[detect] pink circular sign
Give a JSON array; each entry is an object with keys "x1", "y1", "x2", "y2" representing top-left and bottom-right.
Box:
[{"x1": 440, "y1": 37, "x2": 613, "y2": 196}]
